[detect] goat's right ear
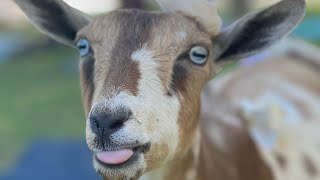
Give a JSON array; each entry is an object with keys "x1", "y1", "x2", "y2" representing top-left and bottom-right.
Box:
[
  {"x1": 15, "y1": 0, "x2": 90, "y2": 47},
  {"x1": 212, "y1": 0, "x2": 306, "y2": 62}
]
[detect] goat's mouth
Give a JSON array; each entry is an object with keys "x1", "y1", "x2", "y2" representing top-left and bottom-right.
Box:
[{"x1": 94, "y1": 143, "x2": 151, "y2": 169}]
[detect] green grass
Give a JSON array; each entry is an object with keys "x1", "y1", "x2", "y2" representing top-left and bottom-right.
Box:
[
  {"x1": 306, "y1": 5, "x2": 320, "y2": 17},
  {"x1": 0, "y1": 46, "x2": 85, "y2": 173}
]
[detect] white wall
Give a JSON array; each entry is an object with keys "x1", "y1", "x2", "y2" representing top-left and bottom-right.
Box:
[
  {"x1": 0, "y1": 0, "x2": 119, "y2": 26},
  {"x1": 64, "y1": 0, "x2": 119, "y2": 14}
]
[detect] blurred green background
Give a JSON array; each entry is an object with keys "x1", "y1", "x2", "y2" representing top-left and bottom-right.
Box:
[{"x1": 0, "y1": 0, "x2": 319, "y2": 176}]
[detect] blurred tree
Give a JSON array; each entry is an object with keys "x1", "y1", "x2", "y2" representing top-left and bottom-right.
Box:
[
  {"x1": 120, "y1": 0, "x2": 159, "y2": 11},
  {"x1": 121, "y1": 0, "x2": 146, "y2": 9},
  {"x1": 231, "y1": 0, "x2": 251, "y2": 18}
]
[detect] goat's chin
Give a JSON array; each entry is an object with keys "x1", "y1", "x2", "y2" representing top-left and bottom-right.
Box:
[{"x1": 93, "y1": 154, "x2": 145, "y2": 180}]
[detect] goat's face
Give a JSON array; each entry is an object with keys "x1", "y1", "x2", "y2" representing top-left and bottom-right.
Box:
[
  {"x1": 79, "y1": 10, "x2": 214, "y2": 178},
  {"x1": 15, "y1": 0, "x2": 305, "y2": 179}
]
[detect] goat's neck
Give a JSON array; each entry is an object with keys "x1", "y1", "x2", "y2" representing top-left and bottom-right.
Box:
[
  {"x1": 141, "y1": 123, "x2": 274, "y2": 180},
  {"x1": 140, "y1": 128, "x2": 216, "y2": 180}
]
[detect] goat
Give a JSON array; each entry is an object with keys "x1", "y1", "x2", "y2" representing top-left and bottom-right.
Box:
[{"x1": 14, "y1": 0, "x2": 306, "y2": 179}]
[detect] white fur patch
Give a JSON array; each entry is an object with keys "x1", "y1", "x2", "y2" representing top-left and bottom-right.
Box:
[
  {"x1": 240, "y1": 93, "x2": 301, "y2": 151},
  {"x1": 240, "y1": 87, "x2": 320, "y2": 180},
  {"x1": 140, "y1": 167, "x2": 166, "y2": 180},
  {"x1": 176, "y1": 31, "x2": 187, "y2": 40},
  {"x1": 185, "y1": 168, "x2": 197, "y2": 180}
]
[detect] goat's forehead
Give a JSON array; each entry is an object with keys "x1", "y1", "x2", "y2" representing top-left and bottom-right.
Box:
[{"x1": 79, "y1": 9, "x2": 210, "y2": 47}]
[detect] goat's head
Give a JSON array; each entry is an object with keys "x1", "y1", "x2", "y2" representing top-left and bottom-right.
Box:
[{"x1": 15, "y1": 0, "x2": 305, "y2": 179}]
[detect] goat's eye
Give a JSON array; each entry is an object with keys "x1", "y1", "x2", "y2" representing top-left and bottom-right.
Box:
[
  {"x1": 189, "y1": 46, "x2": 208, "y2": 65},
  {"x1": 77, "y1": 38, "x2": 90, "y2": 57}
]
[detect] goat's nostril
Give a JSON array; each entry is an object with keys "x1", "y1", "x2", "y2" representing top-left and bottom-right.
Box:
[
  {"x1": 89, "y1": 108, "x2": 131, "y2": 138},
  {"x1": 90, "y1": 117, "x2": 101, "y2": 135},
  {"x1": 94, "y1": 120, "x2": 100, "y2": 129},
  {"x1": 109, "y1": 120, "x2": 124, "y2": 130},
  {"x1": 109, "y1": 114, "x2": 130, "y2": 131}
]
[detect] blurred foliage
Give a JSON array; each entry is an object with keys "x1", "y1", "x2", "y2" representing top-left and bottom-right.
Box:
[{"x1": 0, "y1": 46, "x2": 85, "y2": 172}]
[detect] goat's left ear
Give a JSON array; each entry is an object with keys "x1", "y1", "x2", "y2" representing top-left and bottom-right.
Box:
[
  {"x1": 14, "y1": 0, "x2": 90, "y2": 47},
  {"x1": 213, "y1": 0, "x2": 306, "y2": 62}
]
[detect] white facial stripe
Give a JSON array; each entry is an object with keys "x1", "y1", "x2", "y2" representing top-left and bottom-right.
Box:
[
  {"x1": 131, "y1": 45, "x2": 164, "y2": 95},
  {"x1": 130, "y1": 46, "x2": 181, "y2": 161},
  {"x1": 238, "y1": 82, "x2": 320, "y2": 180}
]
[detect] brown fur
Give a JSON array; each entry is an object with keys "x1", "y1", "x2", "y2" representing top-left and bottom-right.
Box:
[
  {"x1": 303, "y1": 155, "x2": 318, "y2": 177},
  {"x1": 80, "y1": 57, "x2": 95, "y2": 115},
  {"x1": 275, "y1": 152, "x2": 287, "y2": 169},
  {"x1": 144, "y1": 144, "x2": 169, "y2": 172}
]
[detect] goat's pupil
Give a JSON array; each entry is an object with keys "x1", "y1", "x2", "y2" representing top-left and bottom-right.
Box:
[
  {"x1": 77, "y1": 39, "x2": 90, "y2": 57},
  {"x1": 79, "y1": 45, "x2": 86, "y2": 49},
  {"x1": 192, "y1": 51, "x2": 206, "y2": 58}
]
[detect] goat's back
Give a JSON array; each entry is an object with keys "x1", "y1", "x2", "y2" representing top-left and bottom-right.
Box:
[{"x1": 200, "y1": 47, "x2": 320, "y2": 180}]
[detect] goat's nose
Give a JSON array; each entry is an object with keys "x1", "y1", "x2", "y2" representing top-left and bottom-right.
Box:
[{"x1": 90, "y1": 108, "x2": 131, "y2": 138}]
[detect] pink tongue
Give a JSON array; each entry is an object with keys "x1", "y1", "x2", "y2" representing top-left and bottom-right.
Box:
[{"x1": 96, "y1": 149, "x2": 134, "y2": 165}]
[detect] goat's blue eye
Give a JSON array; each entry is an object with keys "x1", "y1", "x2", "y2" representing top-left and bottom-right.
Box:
[
  {"x1": 77, "y1": 38, "x2": 90, "y2": 57},
  {"x1": 189, "y1": 46, "x2": 208, "y2": 65}
]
